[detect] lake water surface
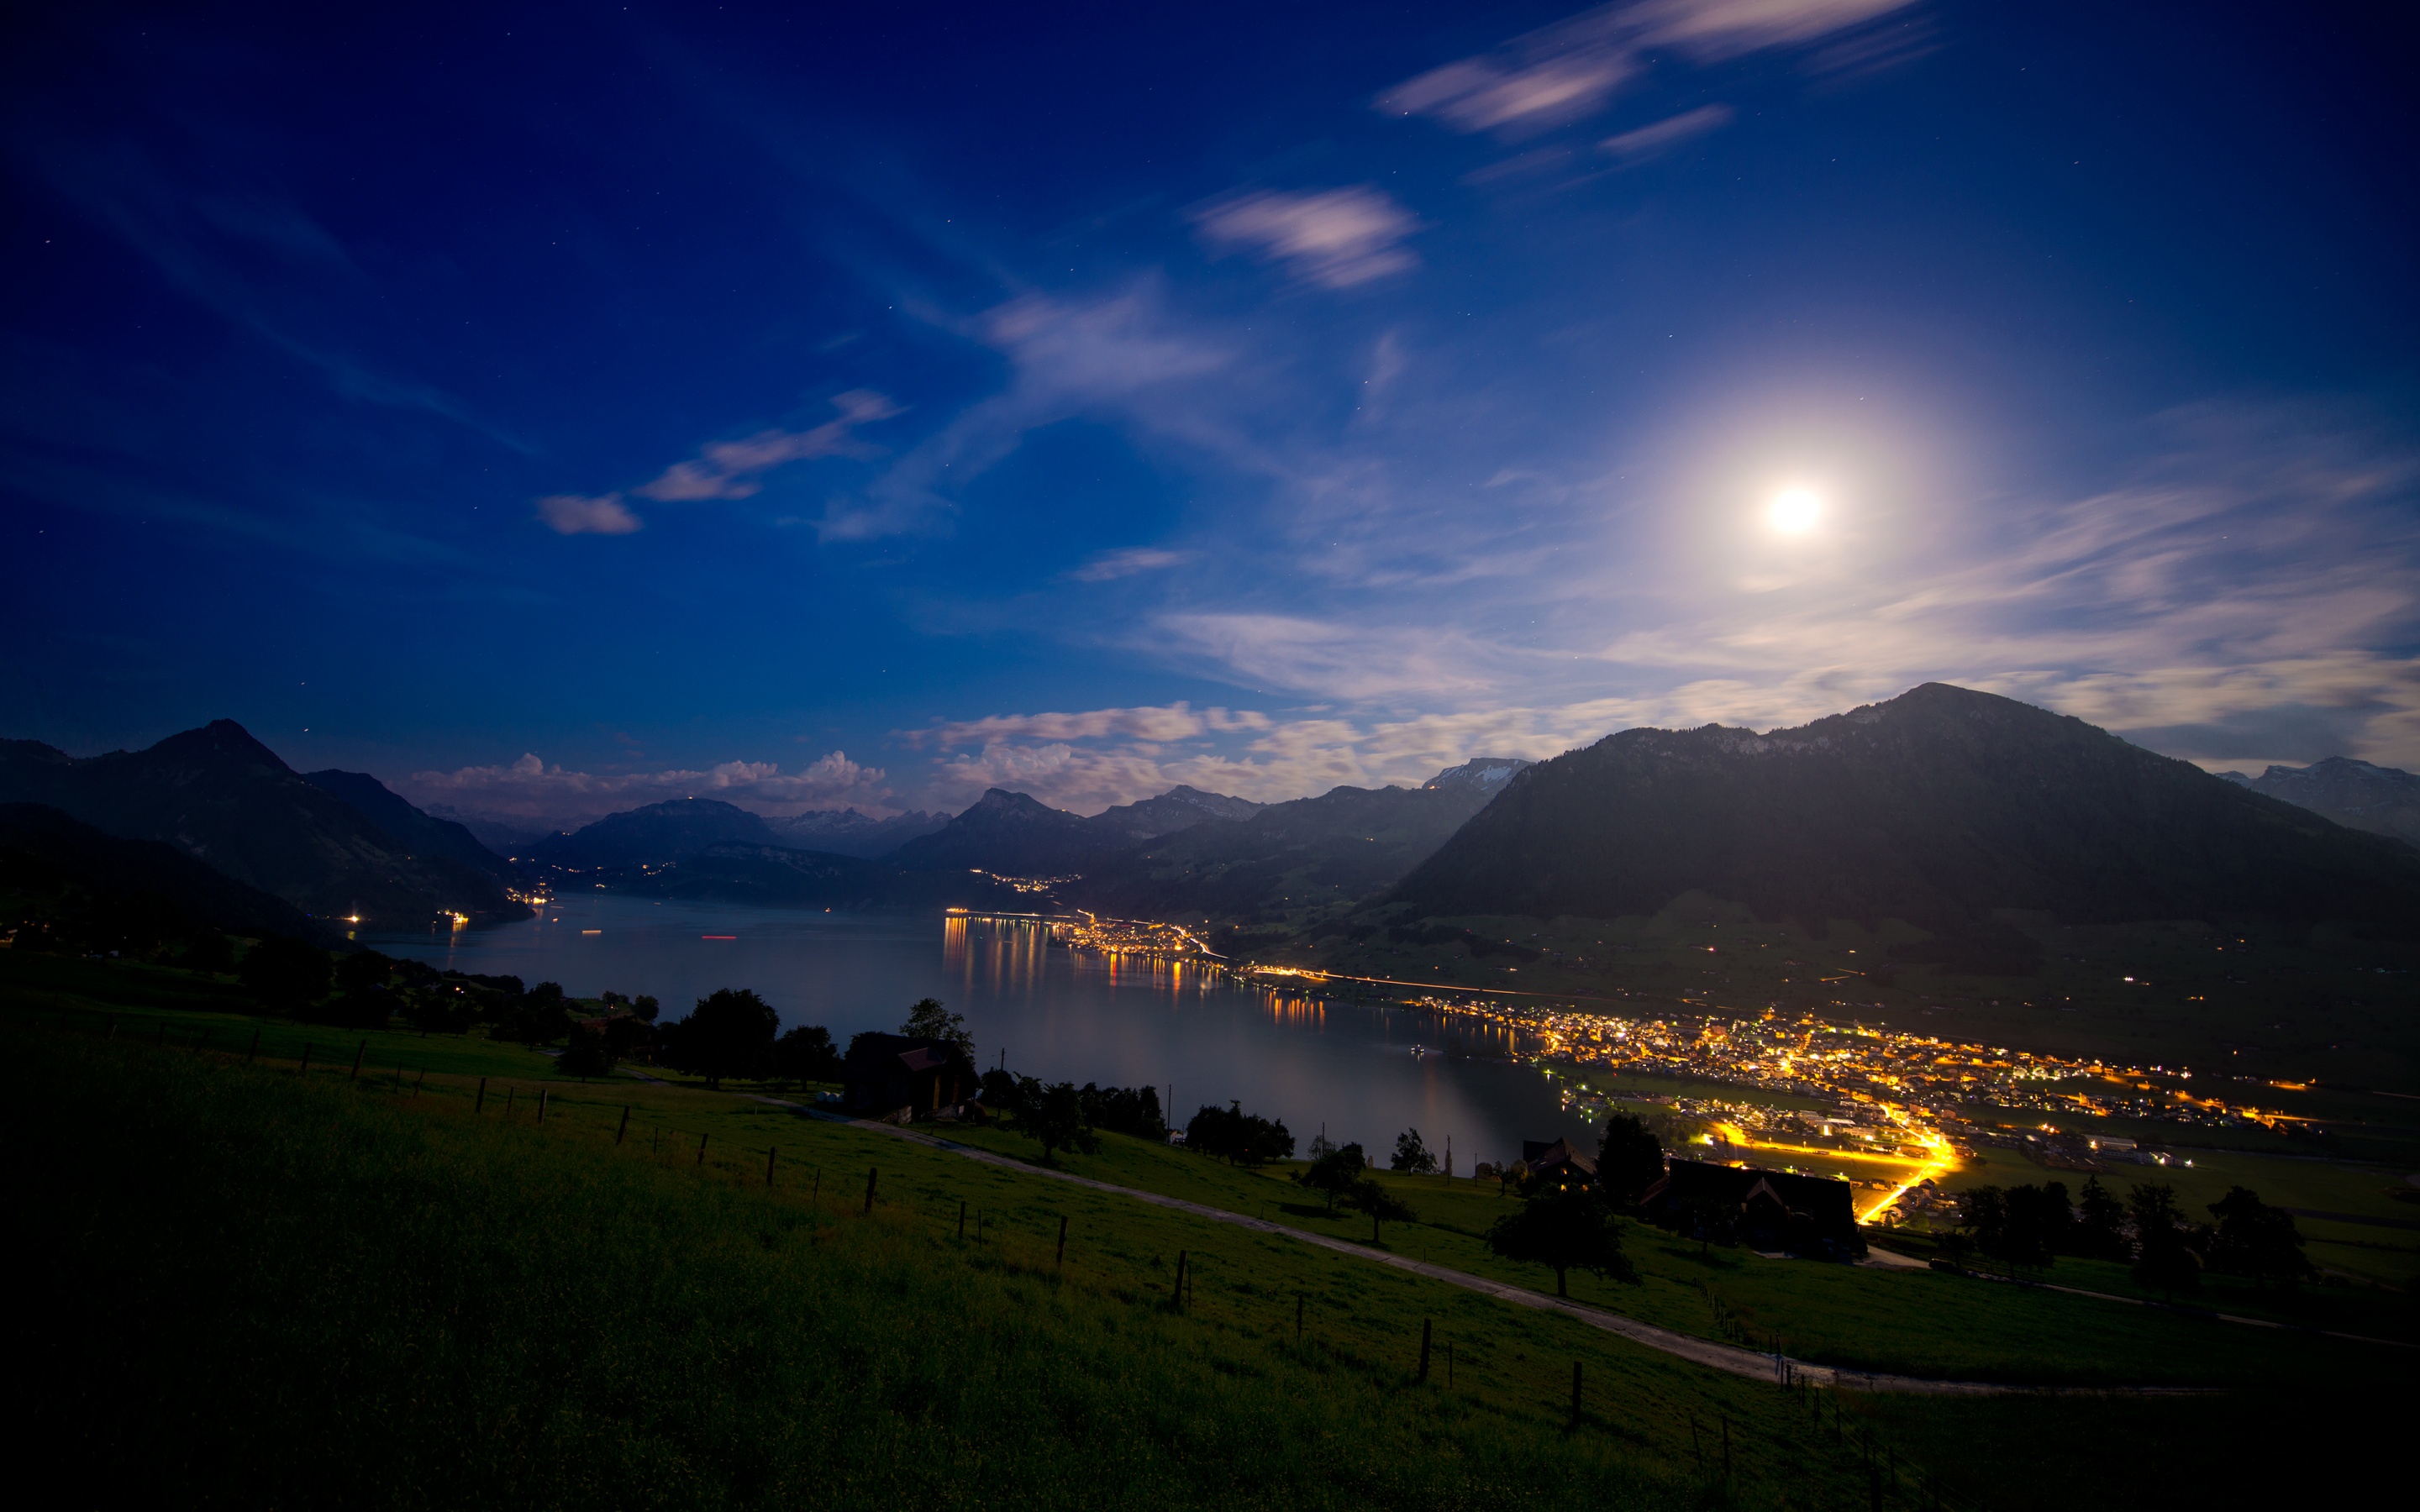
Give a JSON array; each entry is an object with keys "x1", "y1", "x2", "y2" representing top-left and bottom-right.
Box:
[{"x1": 373, "y1": 893, "x2": 1599, "y2": 1168}]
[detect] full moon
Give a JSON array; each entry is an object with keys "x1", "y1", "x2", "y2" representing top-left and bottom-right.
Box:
[{"x1": 1768, "y1": 487, "x2": 1822, "y2": 533}]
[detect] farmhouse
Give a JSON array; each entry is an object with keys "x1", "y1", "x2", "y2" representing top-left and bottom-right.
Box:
[
  {"x1": 841, "y1": 1033, "x2": 976, "y2": 1121},
  {"x1": 1639, "y1": 1158, "x2": 1865, "y2": 1261}
]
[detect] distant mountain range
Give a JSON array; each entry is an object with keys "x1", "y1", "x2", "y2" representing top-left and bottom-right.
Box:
[
  {"x1": 2216, "y1": 757, "x2": 2420, "y2": 848},
  {"x1": 508, "y1": 761, "x2": 1517, "y2": 924},
  {"x1": 16, "y1": 701, "x2": 2413, "y2": 953},
  {"x1": 0, "y1": 722, "x2": 529, "y2": 928},
  {"x1": 766, "y1": 807, "x2": 948, "y2": 858},
  {"x1": 1391, "y1": 684, "x2": 2420, "y2": 934}
]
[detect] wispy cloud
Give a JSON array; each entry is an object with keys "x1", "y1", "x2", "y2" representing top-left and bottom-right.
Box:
[
  {"x1": 399, "y1": 748, "x2": 892, "y2": 827},
  {"x1": 904, "y1": 701, "x2": 1270, "y2": 750},
  {"x1": 1602, "y1": 103, "x2": 1735, "y2": 160},
  {"x1": 634, "y1": 389, "x2": 902, "y2": 501},
  {"x1": 1380, "y1": 0, "x2": 1916, "y2": 137},
  {"x1": 535, "y1": 493, "x2": 644, "y2": 535},
  {"x1": 1070, "y1": 546, "x2": 1190, "y2": 581},
  {"x1": 1189, "y1": 187, "x2": 1423, "y2": 289},
  {"x1": 818, "y1": 285, "x2": 1239, "y2": 542}
]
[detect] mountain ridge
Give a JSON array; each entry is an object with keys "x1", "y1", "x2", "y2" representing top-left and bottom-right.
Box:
[
  {"x1": 1389, "y1": 683, "x2": 2420, "y2": 932},
  {"x1": 0, "y1": 722, "x2": 529, "y2": 927}
]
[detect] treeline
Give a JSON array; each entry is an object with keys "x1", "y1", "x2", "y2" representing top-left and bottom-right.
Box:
[{"x1": 1949, "y1": 1177, "x2": 2314, "y2": 1294}]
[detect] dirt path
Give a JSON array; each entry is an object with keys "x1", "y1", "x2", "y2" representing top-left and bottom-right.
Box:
[{"x1": 729, "y1": 1093, "x2": 2224, "y2": 1397}]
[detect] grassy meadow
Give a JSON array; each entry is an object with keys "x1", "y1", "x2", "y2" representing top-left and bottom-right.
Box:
[{"x1": 7, "y1": 953, "x2": 2412, "y2": 1509}]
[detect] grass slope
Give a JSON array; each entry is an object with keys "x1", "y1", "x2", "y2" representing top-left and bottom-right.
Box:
[{"x1": 9, "y1": 964, "x2": 2411, "y2": 1509}]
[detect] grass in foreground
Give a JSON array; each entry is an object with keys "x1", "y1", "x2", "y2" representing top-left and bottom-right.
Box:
[{"x1": 11, "y1": 1015, "x2": 2411, "y2": 1512}]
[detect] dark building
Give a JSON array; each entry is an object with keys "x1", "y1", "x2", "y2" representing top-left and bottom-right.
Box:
[
  {"x1": 1639, "y1": 1158, "x2": 1865, "y2": 1262},
  {"x1": 841, "y1": 1032, "x2": 976, "y2": 1120},
  {"x1": 1522, "y1": 1137, "x2": 1598, "y2": 1190}
]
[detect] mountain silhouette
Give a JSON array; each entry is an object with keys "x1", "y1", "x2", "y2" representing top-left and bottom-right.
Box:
[
  {"x1": 0, "y1": 721, "x2": 528, "y2": 927},
  {"x1": 1391, "y1": 684, "x2": 2420, "y2": 933}
]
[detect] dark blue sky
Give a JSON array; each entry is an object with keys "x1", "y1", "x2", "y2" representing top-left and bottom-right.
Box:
[{"x1": 5, "y1": 1, "x2": 2414, "y2": 827}]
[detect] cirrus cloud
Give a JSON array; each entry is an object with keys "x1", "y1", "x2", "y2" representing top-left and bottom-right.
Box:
[{"x1": 1189, "y1": 187, "x2": 1423, "y2": 290}]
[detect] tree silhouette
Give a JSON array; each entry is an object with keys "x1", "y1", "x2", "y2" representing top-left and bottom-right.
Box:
[
  {"x1": 670, "y1": 987, "x2": 779, "y2": 1089},
  {"x1": 1486, "y1": 1188, "x2": 1639, "y2": 1297},
  {"x1": 1294, "y1": 1142, "x2": 1365, "y2": 1214},
  {"x1": 1596, "y1": 1113, "x2": 1666, "y2": 1205},
  {"x1": 1344, "y1": 1175, "x2": 1417, "y2": 1246},
  {"x1": 1390, "y1": 1128, "x2": 1437, "y2": 1173}
]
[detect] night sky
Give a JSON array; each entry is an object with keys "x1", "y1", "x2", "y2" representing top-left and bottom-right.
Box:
[{"x1": 4, "y1": 2, "x2": 2413, "y2": 829}]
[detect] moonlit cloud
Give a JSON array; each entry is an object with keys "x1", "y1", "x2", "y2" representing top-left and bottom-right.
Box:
[
  {"x1": 535, "y1": 492, "x2": 644, "y2": 534},
  {"x1": 1381, "y1": 0, "x2": 1915, "y2": 137},
  {"x1": 905, "y1": 701, "x2": 1270, "y2": 750},
  {"x1": 634, "y1": 389, "x2": 902, "y2": 501},
  {"x1": 400, "y1": 748, "x2": 893, "y2": 827},
  {"x1": 1070, "y1": 546, "x2": 1189, "y2": 581},
  {"x1": 1602, "y1": 103, "x2": 1735, "y2": 160},
  {"x1": 1189, "y1": 187, "x2": 1423, "y2": 289}
]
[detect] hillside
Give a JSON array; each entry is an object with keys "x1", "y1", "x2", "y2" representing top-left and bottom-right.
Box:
[
  {"x1": 1068, "y1": 780, "x2": 1500, "y2": 925},
  {"x1": 302, "y1": 769, "x2": 523, "y2": 886},
  {"x1": 2217, "y1": 758, "x2": 2420, "y2": 848},
  {"x1": 529, "y1": 796, "x2": 779, "y2": 869},
  {"x1": 765, "y1": 806, "x2": 948, "y2": 858},
  {"x1": 886, "y1": 788, "x2": 1115, "y2": 875},
  {"x1": 0, "y1": 722, "x2": 528, "y2": 927},
  {"x1": 1, "y1": 803, "x2": 332, "y2": 946},
  {"x1": 1390, "y1": 684, "x2": 2420, "y2": 933}
]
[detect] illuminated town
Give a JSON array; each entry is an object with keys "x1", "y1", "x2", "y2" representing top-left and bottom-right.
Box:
[{"x1": 958, "y1": 909, "x2": 2312, "y2": 1227}]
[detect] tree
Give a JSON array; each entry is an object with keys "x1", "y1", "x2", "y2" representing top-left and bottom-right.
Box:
[
  {"x1": 1596, "y1": 1112, "x2": 1666, "y2": 1205},
  {"x1": 1486, "y1": 1187, "x2": 1640, "y2": 1297},
  {"x1": 333, "y1": 949, "x2": 395, "y2": 995},
  {"x1": 1391, "y1": 1127, "x2": 1438, "y2": 1173},
  {"x1": 978, "y1": 1066, "x2": 1023, "y2": 1113},
  {"x1": 1343, "y1": 1174, "x2": 1418, "y2": 1246},
  {"x1": 1185, "y1": 1102, "x2": 1295, "y2": 1165},
  {"x1": 1011, "y1": 1077, "x2": 1100, "y2": 1162},
  {"x1": 2074, "y1": 1176, "x2": 2128, "y2": 1260},
  {"x1": 902, "y1": 997, "x2": 975, "y2": 1060},
  {"x1": 2128, "y1": 1182, "x2": 2202, "y2": 1297},
  {"x1": 772, "y1": 1023, "x2": 841, "y2": 1085},
  {"x1": 2205, "y1": 1187, "x2": 2312, "y2": 1292},
  {"x1": 666, "y1": 987, "x2": 780, "y2": 1089},
  {"x1": 237, "y1": 935, "x2": 331, "y2": 1015},
  {"x1": 1293, "y1": 1142, "x2": 1366, "y2": 1214},
  {"x1": 502, "y1": 982, "x2": 576, "y2": 1046}
]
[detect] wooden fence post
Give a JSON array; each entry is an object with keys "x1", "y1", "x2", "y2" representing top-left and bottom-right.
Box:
[
  {"x1": 767, "y1": 1146, "x2": 778, "y2": 1187},
  {"x1": 958, "y1": 1200, "x2": 967, "y2": 1241},
  {"x1": 537, "y1": 1088, "x2": 547, "y2": 1123},
  {"x1": 413, "y1": 1068, "x2": 425, "y2": 1100},
  {"x1": 697, "y1": 1131, "x2": 709, "y2": 1167},
  {"x1": 505, "y1": 1088, "x2": 515, "y2": 1116},
  {"x1": 475, "y1": 1076, "x2": 487, "y2": 1113},
  {"x1": 350, "y1": 1042, "x2": 366, "y2": 1081},
  {"x1": 1056, "y1": 1215, "x2": 1068, "y2": 1267},
  {"x1": 1418, "y1": 1319, "x2": 1432, "y2": 1383},
  {"x1": 1172, "y1": 1250, "x2": 1188, "y2": 1312},
  {"x1": 617, "y1": 1106, "x2": 631, "y2": 1144},
  {"x1": 863, "y1": 1166, "x2": 878, "y2": 1212},
  {"x1": 297, "y1": 1043, "x2": 313, "y2": 1074},
  {"x1": 246, "y1": 1029, "x2": 260, "y2": 1064}
]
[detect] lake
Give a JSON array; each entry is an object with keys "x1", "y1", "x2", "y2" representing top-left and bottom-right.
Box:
[{"x1": 372, "y1": 893, "x2": 1601, "y2": 1169}]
